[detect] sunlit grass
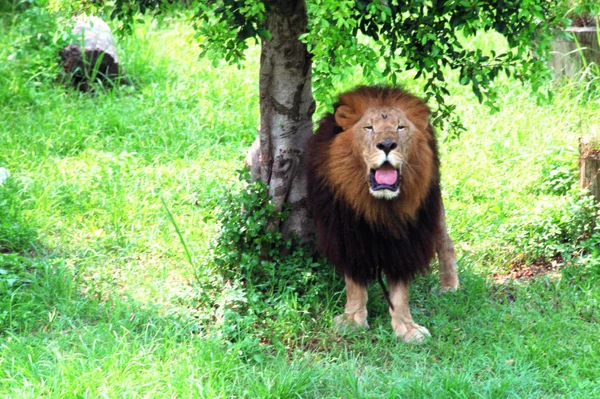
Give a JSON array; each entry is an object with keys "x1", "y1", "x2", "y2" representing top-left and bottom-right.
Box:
[{"x1": 1, "y1": 9, "x2": 599, "y2": 399}]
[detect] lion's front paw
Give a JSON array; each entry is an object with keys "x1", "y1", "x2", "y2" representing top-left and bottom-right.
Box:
[
  {"x1": 333, "y1": 311, "x2": 368, "y2": 332},
  {"x1": 440, "y1": 276, "x2": 459, "y2": 293},
  {"x1": 392, "y1": 320, "x2": 430, "y2": 344}
]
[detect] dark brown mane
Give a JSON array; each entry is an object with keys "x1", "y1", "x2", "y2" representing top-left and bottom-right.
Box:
[{"x1": 306, "y1": 86, "x2": 442, "y2": 284}]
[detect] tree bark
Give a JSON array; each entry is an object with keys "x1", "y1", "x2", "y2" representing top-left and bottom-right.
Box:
[
  {"x1": 550, "y1": 27, "x2": 600, "y2": 79},
  {"x1": 580, "y1": 125, "x2": 600, "y2": 202},
  {"x1": 247, "y1": 0, "x2": 316, "y2": 242}
]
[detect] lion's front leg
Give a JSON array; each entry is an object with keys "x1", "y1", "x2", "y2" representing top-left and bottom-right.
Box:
[
  {"x1": 437, "y1": 201, "x2": 459, "y2": 291},
  {"x1": 389, "y1": 280, "x2": 430, "y2": 343},
  {"x1": 334, "y1": 275, "x2": 369, "y2": 331}
]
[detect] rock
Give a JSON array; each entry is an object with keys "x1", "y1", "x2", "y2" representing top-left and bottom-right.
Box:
[{"x1": 60, "y1": 15, "x2": 121, "y2": 91}]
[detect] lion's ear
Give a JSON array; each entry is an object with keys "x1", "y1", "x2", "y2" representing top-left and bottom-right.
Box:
[{"x1": 334, "y1": 105, "x2": 357, "y2": 130}]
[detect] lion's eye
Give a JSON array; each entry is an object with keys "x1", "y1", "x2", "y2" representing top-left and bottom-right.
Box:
[
  {"x1": 397, "y1": 125, "x2": 407, "y2": 131},
  {"x1": 364, "y1": 125, "x2": 374, "y2": 132}
]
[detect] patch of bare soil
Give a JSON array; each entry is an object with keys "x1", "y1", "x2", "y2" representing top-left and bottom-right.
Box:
[{"x1": 492, "y1": 256, "x2": 562, "y2": 284}]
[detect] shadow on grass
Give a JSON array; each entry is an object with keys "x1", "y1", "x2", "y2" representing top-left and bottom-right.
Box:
[{"x1": 327, "y1": 259, "x2": 598, "y2": 354}]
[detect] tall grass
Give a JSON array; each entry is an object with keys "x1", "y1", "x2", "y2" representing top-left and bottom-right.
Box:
[{"x1": 1, "y1": 7, "x2": 599, "y2": 398}]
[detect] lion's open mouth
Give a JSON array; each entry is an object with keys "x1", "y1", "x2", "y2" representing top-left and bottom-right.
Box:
[{"x1": 370, "y1": 162, "x2": 400, "y2": 192}]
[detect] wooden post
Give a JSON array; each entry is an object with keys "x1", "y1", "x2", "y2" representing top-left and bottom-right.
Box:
[
  {"x1": 550, "y1": 27, "x2": 600, "y2": 79},
  {"x1": 580, "y1": 125, "x2": 600, "y2": 202},
  {"x1": 60, "y1": 15, "x2": 120, "y2": 91}
]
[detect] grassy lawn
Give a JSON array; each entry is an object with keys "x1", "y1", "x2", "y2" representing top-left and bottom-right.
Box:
[{"x1": 1, "y1": 9, "x2": 600, "y2": 399}]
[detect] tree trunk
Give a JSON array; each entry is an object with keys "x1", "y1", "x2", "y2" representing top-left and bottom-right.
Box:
[
  {"x1": 550, "y1": 27, "x2": 600, "y2": 79},
  {"x1": 247, "y1": 0, "x2": 316, "y2": 243},
  {"x1": 580, "y1": 125, "x2": 600, "y2": 202},
  {"x1": 60, "y1": 15, "x2": 120, "y2": 91}
]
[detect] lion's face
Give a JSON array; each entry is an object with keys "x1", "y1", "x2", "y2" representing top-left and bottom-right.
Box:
[
  {"x1": 335, "y1": 105, "x2": 415, "y2": 200},
  {"x1": 321, "y1": 87, "x2": 435, "y2": 224},
  {"x1": 353, "y1": 107, "x2": 414, "y2": 200}
]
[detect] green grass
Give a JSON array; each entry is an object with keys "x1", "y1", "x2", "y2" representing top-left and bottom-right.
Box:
[{"x1": 1, "y1": 8, "x2": 600, "y2": 399}]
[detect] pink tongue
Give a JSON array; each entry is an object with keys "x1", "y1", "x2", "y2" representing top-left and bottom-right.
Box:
[{"x1": 375, "y1": 167, "x2": 398, "y2": 185}]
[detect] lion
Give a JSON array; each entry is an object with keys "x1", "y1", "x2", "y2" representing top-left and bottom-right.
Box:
[{"x1": 306, "y1": 86, "x2": 459, "y2": 343}]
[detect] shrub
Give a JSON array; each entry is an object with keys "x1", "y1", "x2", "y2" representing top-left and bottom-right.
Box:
[
  {"x1": 198, "y1": 169, "x2": 338, "y2": 351},
  {"x1": 508, "y1": 192, "x2": 599, "y2": 260},
  {"x1": 505, "y1": 154, "x2": 600, "y2": 280},
  {"x1": 3, "y1": 1, "x2": 72, "y2": 85}
]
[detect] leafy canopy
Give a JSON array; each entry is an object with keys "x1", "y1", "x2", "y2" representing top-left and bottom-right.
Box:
[{"x1": 192, "y1": 0, "x2": 561, "y2": 132}]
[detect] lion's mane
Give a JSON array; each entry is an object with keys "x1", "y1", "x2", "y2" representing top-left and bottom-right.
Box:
[{"x1": 307, "y1": 86, "x2": 442, "y2": 284}]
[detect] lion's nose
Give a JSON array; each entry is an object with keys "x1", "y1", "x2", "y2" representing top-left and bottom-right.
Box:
[{"x1": 376, "y1": 139, "x2": 398, "y2": 155}]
